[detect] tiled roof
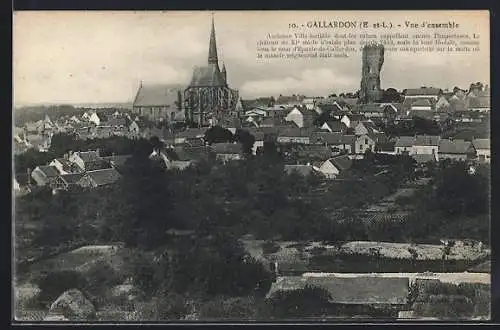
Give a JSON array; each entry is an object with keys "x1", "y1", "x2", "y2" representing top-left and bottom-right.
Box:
[
  {"x1": 394, "y1": 136, "x2": 415, "y2": 148},
  {"x1": 276, "y1": 95, "x2": 305, "y2": 105},
  {"x1": 54, "y1": 158, "x2": 74, "y2": 172},
  {"x1": 468, "y1": 95, "x2": 491, "y2": 109},
  {"x1": 212, "y1": 142, "x2": 242, "y2": 155},
  {"x1": 284, "y1": 165, "x2": 315, "y2": 176},
  {"x1": 359, "y1": 103, "x2": 385, "y2": 113},
  {"x1": 405, "y1": 87, "x2": 442, "y2": 96},
  {"x1": 410, "y1": 98, "x2": 433, "y2": 107},
  {"x1": 60, "y1": 173, "x2": 85, "y2": 184},
  {"x1": 188, "y1": 64, "x2": 225, "y2": 87},
  {"x1": 267, "y1": 276, "x2": 409, "y2": 305},
  {"x1": 277, "y1": 127, "x2": 312, "y2": 138},
  {"x1": 296, "y1": 144, "x2": 332, "y2": 159},
  {"x1": 75, "y1": 151, "x2": 101, "y2": 163},
  {"x1": 102, "y1": 116, "x2": 127, "y2": 127},
  {"x1": 322, "y1": 120, "x2": 346, "y2": 132},
  {"x1": 311, "y1": 132, "x2": 356, "y2": 145},
  {"x1": 408, "y1": 110, "x2": 435, "y2": 120},
  {"x1": 343, "y1": 114, "x2": 366, "y2": 122},
  {"x1": 414, "y1": 135, "x2": 440, "y2": 146},
  {"x1": 86, "y1": 168, "x2": 121, "y2": 186},
  {"x1": 176, "y1": 128, "x2": 207, "y2": 139},
  {"x1": 438, "y1": 139, "x2": 474, "y2": 154},
  {"x1": 133, "y1": 84, "x2": 183, "y2": 107},
  {"x1": 240, "y1": 98, "x2": 274, "y2": 111},
  {"x1": 35, "y1": 165, "x2": 59, "y2": 178},
  {"x1": 173, "y1": 145, "x2": 215, "y2": 162},
  {"x1": 472, "y1": 138, "x2": 490, "y2": 150},
  {"x1": 102, "y1": 154, "x2": 132, "y2": 168},
  {"x1": 328, "y1": 154, "x2": 353, "y2": 171}
]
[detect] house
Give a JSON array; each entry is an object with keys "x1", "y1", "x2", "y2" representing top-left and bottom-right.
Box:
[
  {"x1": 250, "y1": 130, "x2": 265, "y2": 155},
  {"x1": 212, "y1": 142, "x2": 243, "y2": 163},
  {"x1": 88, "y1": 111, "x2": 101, "y2": 126},
  {"x1": 173, "y1": 145, "x2": 216, "y2": 163},
  {"x1": 412, "y1": 153, "x2": 437, "y2": 165},
  {"x1": 76, "y1": 168, "x2": 122, "y2": 188},
  {"x1": 395, "y1": 136, "x2": 416, "y2": 155},
  {"x1": 359, "y1": 103, "x2": 385, "y2": 118},
  {"x1": 435, "y1": 95, "x2": 451, "y2": 112},
  {"x1": 101, "y1": 154, "x2": 132, "y2": 173},
  {"x1": 276, "y1": 127, "x2": 312, "y2": 144},
  {"x1": 285, "y1": 106, "x2": 315, "y2": 128},
  {"x1": 310, "y1": 132, "x2": 356, "y2": 154},
  {"x1": 174, "y1": 128, "x2": 207, "y2": 145},
  {"x1": 404, "y1": 87, "x2": 442, "y2": 100},
  {"x1": 408, "y1": 98, "x2": 434, "y2": 111},
  {"x1": 49, "y1": 158, "x2": 80, "y2": 175},
  {"x1": 340, "y1": 114, "x2": 366, "y2": 129},
  {"x1": 467, "y1": 90, "x2": 490, "y2": 112},
  {"x1": 275, "y1": 94, "x2": 305, "y2": 107},
  {"x1": 320, "y1": 120, "x2": 347, "y2": 134},
  {"x1": 293, "y1": 144, "x2": 333, "y2": 162},
  {"x1": 31, "y1": 165, "x2": 60, "y2": 186},
  {"x1": 301, "y1": 98, "x2": 316, "y2": 110},
  {"x1": 68, "y1": 150, "x2": 110, "y2": 171},
  {"x1": 284, "y1": 164, "x2": 315, "y2": 176},
  {"x1": 25, "y1": 134, "x2": 51, "y2": 152},
  {"x1": 316, "y1": 154, "x2": 353, "y2": 179},
  {"x1": 128, "y1": 121, "x2": 142, "y2": 136},
  {"x1": 149, "y1": 147, "x2": 194, "y2": 171},
  {"x1": 240, "y1": 97, "x2": 275, "y2": 111},
  {"x1": 266, "y1": 276, "x2": 409, "y2": 312},
  {"x1": 354, "y1": 121, "x2": 379, "y2": 136},
  {"x1": 376, "y1": 140, "x2": 396, "y2": 155},
  {"x1": 132, "y1": 83, "x2": 184, "y2": 122},
  {"x1": 472, "y1": 138, "x2": 490, "y2": 163},
  {"x1": 355, "y1": 134, "x2": 376, "y2": 155},
  {"x1": 438, "y1": 139, "x2": 476, "y2": 161},
  {"x1": 413, "y1": 135, "x2": 440, "y2": 159},
  {"x1": 52, "y1": 173, "x2": 85, "y2": 191}
]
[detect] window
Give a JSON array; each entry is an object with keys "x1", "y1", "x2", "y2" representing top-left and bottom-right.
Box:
[{"x1": 365, "y1": 138, "x2": 368, "y2": 144}]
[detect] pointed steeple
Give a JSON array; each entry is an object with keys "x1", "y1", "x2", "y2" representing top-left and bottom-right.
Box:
[
  {"x1": 221, "y1": 62, "x2": 227, "y2": 83},
  {"x1": 208, "y1": 14, "x2": 218, "y2": 65}
]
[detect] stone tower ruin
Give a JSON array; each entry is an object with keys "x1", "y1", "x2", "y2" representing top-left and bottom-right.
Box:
[{"x1": 360, "y1": 44, "x2": 384, "y2": 104}]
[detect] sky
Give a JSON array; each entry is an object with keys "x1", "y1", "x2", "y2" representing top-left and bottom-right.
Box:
[{"x1": 13, "y1": 10, "x2": 490, "y2": 106}]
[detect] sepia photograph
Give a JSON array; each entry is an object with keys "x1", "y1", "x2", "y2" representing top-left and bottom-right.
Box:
[{"x1": 12, "y1": 10, "x2": 491, "y2": 322}]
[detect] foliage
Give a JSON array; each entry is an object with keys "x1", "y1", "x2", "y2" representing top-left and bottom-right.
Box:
[
  {"x1": 204, "y1": 126, "x2": 234, "y2": 145},
  {"x1": 33, "y1": 270, "x2": 89, "y2": 307},
  {"x1": 266, "y1": 285, "x2": 332, "y2": 319}
]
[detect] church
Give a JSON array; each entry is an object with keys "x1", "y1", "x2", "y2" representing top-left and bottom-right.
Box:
[
  {"x1": 184, "y1": 17, "x2": 239, "y2": 127},
  {"x1": 132, "y1": 16, "x2": 238, "y2": 127}
]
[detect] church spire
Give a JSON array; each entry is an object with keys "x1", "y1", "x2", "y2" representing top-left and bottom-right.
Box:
[
  {"x1": 221, "y1": 62, "x2": 227, "y2": 83},
  {"x1": 208, "y1": 14, "x2": 219, "y2": 65}
]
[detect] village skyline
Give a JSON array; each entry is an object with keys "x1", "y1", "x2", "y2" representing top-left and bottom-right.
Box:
[{"x1": 13, "y1": 11, "x2": 489, "y2": 106}]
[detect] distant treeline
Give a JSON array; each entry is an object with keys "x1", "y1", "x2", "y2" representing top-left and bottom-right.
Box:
[{"x1": 14, "y1": 105, "x2": 132, "y2": 126}]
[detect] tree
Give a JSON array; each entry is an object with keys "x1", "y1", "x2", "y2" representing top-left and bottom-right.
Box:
[
  {"x1": 382, "y1": 88, "x2": 403, "y2": 103},
  {"x1": 266, "y1": 285, "x2": 332, "y2": 319},
  {"x1": 234, "y1": 129, "x2": 255, "y2": 156},
  {"x1": 204, "y1": 126, "x2": 234, "y2": 145}
]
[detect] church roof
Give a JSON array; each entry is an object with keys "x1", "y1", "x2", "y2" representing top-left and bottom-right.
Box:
[
  {"x1": 133, "y1": 84, "x2": 183, "y2": 107},
  {"x1": 189, "y1": 64, "x2": 226, "y2": 88}
]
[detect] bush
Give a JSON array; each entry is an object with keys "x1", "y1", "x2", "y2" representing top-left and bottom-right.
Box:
[
  {"x1": 155, "y1": 293, "x2": 190, "y2": 320},
  {"x1": 262, "y1": 241, "x2": 280, "y2": 254},
  {"x1": 33, "y1": 270, "x2": 89, "y2": 307}
]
